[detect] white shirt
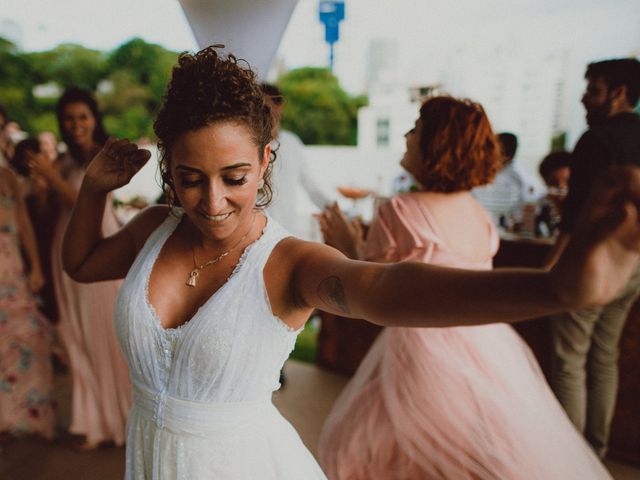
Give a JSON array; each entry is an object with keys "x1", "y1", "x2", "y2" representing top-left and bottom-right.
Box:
[
  {"x1": 267, "y1": 130, "x2": 330, "y2": 238},
  {"x1": 472, "y1": 163, "x2": 537, "y2": 225}
]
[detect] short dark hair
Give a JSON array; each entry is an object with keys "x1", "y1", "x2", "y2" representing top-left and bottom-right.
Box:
[
  {"x1": 11, "y1": 138, "x2": 40, "y2": 177},
  {"x1": 539, "y1": 150, "x2": 572, "y2": 182},
  {"x1": 498, "y1": 132, "x2": 518, "y2": 160},
  {"x1": 585, "y1": 58, "x2": 640, "y2": 107},
  {"x1": 56, "y1": 87, "x2": 109, "y2": 163}
]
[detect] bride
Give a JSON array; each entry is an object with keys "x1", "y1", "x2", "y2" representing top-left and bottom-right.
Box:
[{"x1": 62, "y1": 46, "x2": 640, "y2": 479}]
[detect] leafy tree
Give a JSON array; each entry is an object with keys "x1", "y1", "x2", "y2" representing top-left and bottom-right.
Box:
[
  {"x1": 0, "y1": 38, "x2": 38, "y2": 128},
  {"x1": 277, "y1": 67, "x2": 367, "y2": 145},
  {"x1": 108, "y1": 38, "x2": 177, "y2": 111},
  {"x1": 26, "y1": 44, "x2": 107, "y2": 90}
]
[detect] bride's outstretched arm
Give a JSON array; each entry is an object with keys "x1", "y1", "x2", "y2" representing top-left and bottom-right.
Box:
[{"x1": 291, "y1": 166, "x2": 640, "y2": 328}]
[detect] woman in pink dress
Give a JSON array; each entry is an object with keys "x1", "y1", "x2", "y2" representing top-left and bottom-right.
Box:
[
  {"x1": 30, "y1": 88, "x2": 131, "y2": 450},
  {"x1": 318, "y1": 97, "x2": 612, "y2": 479},
  {"x1": 0, "y1": 164, "x2": 55, "y2": 440}
]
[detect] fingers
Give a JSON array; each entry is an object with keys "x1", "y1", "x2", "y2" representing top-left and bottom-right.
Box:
[{"x1": 103, "y1": 138, "x2": 152, "y2": 166}]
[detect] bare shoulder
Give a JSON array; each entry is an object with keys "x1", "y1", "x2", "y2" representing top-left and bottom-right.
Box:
[
  {"x1": 124, "y1": 204, "x2": 173, "y2": 253},
  {"x1": 0, "y1": 166, "x2": 19, "y2": 194},
  {"x1": 265, "y1": 236, "x2": 347, "y2": 325},
  {"x1": 0, "y1": 165, "x2": 17, "y2": 184},
  {"x1": 270, "y1": 236, "x2": 343, "y2": 270}
]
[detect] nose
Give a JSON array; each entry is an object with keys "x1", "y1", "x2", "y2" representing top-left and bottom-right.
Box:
[{"x1": 203, "y1": 180, "x2": 228, "y2": 212}]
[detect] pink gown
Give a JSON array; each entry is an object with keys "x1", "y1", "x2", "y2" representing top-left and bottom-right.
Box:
[
  {"x1": 318, "y1": 193, "x2": 611, "y2": 480},
  {"x1": 51, "y1": 165, "x2": 131, "y2": 446},
  {"x1": 0, "y1": 178, "x2": 55, "y2": 438}
]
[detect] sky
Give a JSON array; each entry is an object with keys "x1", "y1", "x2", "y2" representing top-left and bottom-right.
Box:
[{"x1": 2, "y1": 0, "x2": 638, "y2": 95}]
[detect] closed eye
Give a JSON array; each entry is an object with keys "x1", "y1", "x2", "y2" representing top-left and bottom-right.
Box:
[
  {"x1": 224, "y1": 176, "x2": 247, "y2": 186},
  {"x1": 179, "y1": 176, "x2": 202, "y2": 187}
]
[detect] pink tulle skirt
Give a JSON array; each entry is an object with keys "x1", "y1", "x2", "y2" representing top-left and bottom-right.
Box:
[{"x1": 318, "y1": 324, "x2": 610, "y2": 480}]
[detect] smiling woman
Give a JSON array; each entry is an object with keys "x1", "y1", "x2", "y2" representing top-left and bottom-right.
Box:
[
  {"x1": 28, "y1": 88, "x2": 132, "y2": 451},
  {"x1": 60, "y1": 45, "x2": 640, "y2": 479}
]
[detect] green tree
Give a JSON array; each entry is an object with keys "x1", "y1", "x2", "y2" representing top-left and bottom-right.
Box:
[
  {"x1": 0, "y1": 38, "x2": 38, "y2": 129},
  {"x1": 277, "y1": 67, "x2": 367, "y2": 145},
  {"x1": 26, "y1": 44, "x2": 107, "y2": 90},
  {"x1": 108, "y1": 38, "x2": 177, "y2": 111}
]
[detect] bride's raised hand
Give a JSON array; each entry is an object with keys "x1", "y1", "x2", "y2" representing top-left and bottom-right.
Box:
[
  {"x1": 551, "y1": 166, "x2": 640, "y2": 309},
  {"x1": 84, "y1": 137, "x2": 151, "y2": 193}
]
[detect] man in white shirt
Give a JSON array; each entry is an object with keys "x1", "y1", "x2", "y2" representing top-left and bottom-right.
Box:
[
  {"x1": 472, "y1": 132, "x2": 535, "y2": 228},
  {"x1": 261, "y1": 84, "x2": 330, "y2": 238}
]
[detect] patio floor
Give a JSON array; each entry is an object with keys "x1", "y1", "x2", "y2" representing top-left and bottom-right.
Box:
[{"x1": 0, "y1": 360, "x2": 637, "y2": 479}]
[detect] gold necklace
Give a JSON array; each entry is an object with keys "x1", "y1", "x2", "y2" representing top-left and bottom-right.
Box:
[{"x1": 185, "y1": 214, "x2": 256, "y2": 287}]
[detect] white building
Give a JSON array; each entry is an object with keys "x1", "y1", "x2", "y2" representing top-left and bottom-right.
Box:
[{"x1": 357, "y1": 41, "x2": 574, "y2": 188}]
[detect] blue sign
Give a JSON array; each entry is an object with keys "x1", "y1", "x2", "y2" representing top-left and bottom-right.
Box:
[{"x1": 318, "y1": 0, "x2": 345, "y2": 69}]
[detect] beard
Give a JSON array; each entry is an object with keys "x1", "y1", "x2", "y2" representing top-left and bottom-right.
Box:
[{"x1": 585, "y1": 98, "x2": 614, "y2": 127}]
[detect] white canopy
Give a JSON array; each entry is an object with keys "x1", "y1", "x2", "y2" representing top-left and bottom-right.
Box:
[{"x1": 178, "y1": 0, "x2": 299, "y2": 80}]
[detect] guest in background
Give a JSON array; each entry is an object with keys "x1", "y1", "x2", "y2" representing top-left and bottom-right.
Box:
[
  {"x1": 539, "y1": 150, "x2": 571, "y2": 192},
  {"x1": 0, "y1": 106, "x2": 14, "y2": 166},
  {"x1": 317, "y1": 96, "x2": 611, "y2": 480},
  {"x1": 536, "y1": 150, "x2": 572, "y2": 236},
  {"x1": 0, "y1": 163, "x2": 55, "y2": 441},
  {"x1": 473, "y1": 132, "x2": 537, "y2": 229},
  {"x1": 546, "y1": 57, "x2": 640, "y2": 459},
  {"x1": 11, "y1": 139, "x2": 62, "y2": 324},
  {"x1": 261, "y1": 83, "x2": 330, "y2": 238},
  {"x1": 38, "y1": 131, "x2": 61, "y2": 164},
  {"x1": 28, "y1": 87, "x2": 131, "y2": 450}
]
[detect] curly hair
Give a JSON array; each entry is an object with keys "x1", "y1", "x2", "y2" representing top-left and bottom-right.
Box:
[
  {"x1": 56, "y1": 87, "x2": 109, "y2": 165},
  {"x1": 416, "y1": 96, "x2": 502, "y2": 193},
  {"x1": 154, "y1": 46, "x2": 275, "y2": 207}
]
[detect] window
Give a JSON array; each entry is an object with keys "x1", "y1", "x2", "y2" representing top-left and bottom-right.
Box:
[{"x1": 376, "y1": 117, "x2": 390, "y2": 147}]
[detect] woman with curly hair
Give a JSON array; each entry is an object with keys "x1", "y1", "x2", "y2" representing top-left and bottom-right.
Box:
[
  {"x1": 61, "y1": 46, "x2": 639, "y2": 479},
  {"x1": 28, "y1": 88, "x2": 131, "y2": 450},
  {"x1": 316, "y1": 96, "x2": 613, "y2": 479}
]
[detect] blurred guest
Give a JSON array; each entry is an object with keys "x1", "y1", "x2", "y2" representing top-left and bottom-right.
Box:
[
  {"x1": 11, "y1": 139, "x2": 61, "y2": 324},
  {"x1": 535, "y1": 150, "x2": 573, "y2": 236},
  {"x1": 38, "y1": 131, "x2": 61, "y2": 164},
  {"x1": 0, "y1": 163, "x2": 56, "y2": 440},
  {"x1": 472, "y1": 132, "x2": 537, "y2": 229},
  {"x1": 539, "y1": 150, "x2": 571, "y2": 192},
  {"x1": 28, "y1": 88, "x2": 131, "y2": 450},
  {"x1": 317, "y1": 96, "x2": 609, "y2": 480},
  {"x1": 0, "y1": 106, "x2": 13, "y2": 165},
  {"x1": 261, "y1": 83, "x2": 330, "y2": 238},
  {"x1": 546, "y1": 57, "x2": 640, "y2": 459}
]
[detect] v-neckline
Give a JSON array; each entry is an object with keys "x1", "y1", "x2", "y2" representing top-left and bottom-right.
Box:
[{"x1": 144, "y1": 210, "x2": 269, "y2": 334}]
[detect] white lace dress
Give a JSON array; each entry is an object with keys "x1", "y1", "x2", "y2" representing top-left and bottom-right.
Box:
[{"x1": 115, "y1": 209, "x2": 327, "y2": 479}]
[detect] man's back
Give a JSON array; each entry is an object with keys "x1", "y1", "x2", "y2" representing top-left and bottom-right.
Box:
[{"x1": 561, "y1": 112, "x2": 640, "y2": 233}]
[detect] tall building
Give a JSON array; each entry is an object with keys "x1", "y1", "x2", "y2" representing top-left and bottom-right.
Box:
[{"x1": 442, "y1": 44, "x2": 572, "y2": 180}]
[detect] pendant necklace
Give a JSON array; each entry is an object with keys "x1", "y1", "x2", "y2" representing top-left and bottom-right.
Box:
[{"x1": 185, "y1": 213, "x2": 256, "y2": 287}]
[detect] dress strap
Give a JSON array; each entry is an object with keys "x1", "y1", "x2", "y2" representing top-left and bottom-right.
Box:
[
  {"x1": 133, "y1": 207, "x2": 184, "y2": 274},
  {"x1": 242, "y1": 213, "x2": 292, "y2": 274}
]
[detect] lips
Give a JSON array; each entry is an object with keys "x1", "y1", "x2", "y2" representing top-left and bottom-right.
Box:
[{"x1": 200, "y1": 211, "x2": 233, "y2": 222}]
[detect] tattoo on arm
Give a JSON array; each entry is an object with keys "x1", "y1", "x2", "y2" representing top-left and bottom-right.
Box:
[{"x1": 317, "y1": 276, "x2": 350, "y2": 314}]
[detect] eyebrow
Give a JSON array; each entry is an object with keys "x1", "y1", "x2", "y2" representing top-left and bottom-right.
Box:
[{"x1": 175, "y1": 162, "x2": 252, "y2": 173}]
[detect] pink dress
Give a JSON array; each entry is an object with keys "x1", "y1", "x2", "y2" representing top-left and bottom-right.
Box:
[
  {"x1": 318, "y1": 193, "x2": 611, "y2": 480},
  {"x1": 51, "y1": 165, "x2": 131, "y2": 445},
  {"x1": 0, "y1": 179, "x2": 55, "y2": 438}
]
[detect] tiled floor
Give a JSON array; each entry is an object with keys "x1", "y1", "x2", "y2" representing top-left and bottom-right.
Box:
[{"x1": 0, "y1": 360, "x2": 637, "y2": 479}]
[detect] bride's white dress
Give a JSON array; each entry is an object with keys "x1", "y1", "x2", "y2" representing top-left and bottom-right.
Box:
[{"x1": 115, "y1": 209, "x2": 326, "y2": 479}]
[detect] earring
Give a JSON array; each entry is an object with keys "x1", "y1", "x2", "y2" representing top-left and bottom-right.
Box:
[{"x1": 257, "y1": 178, "x2": 265, "y2": 189}]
